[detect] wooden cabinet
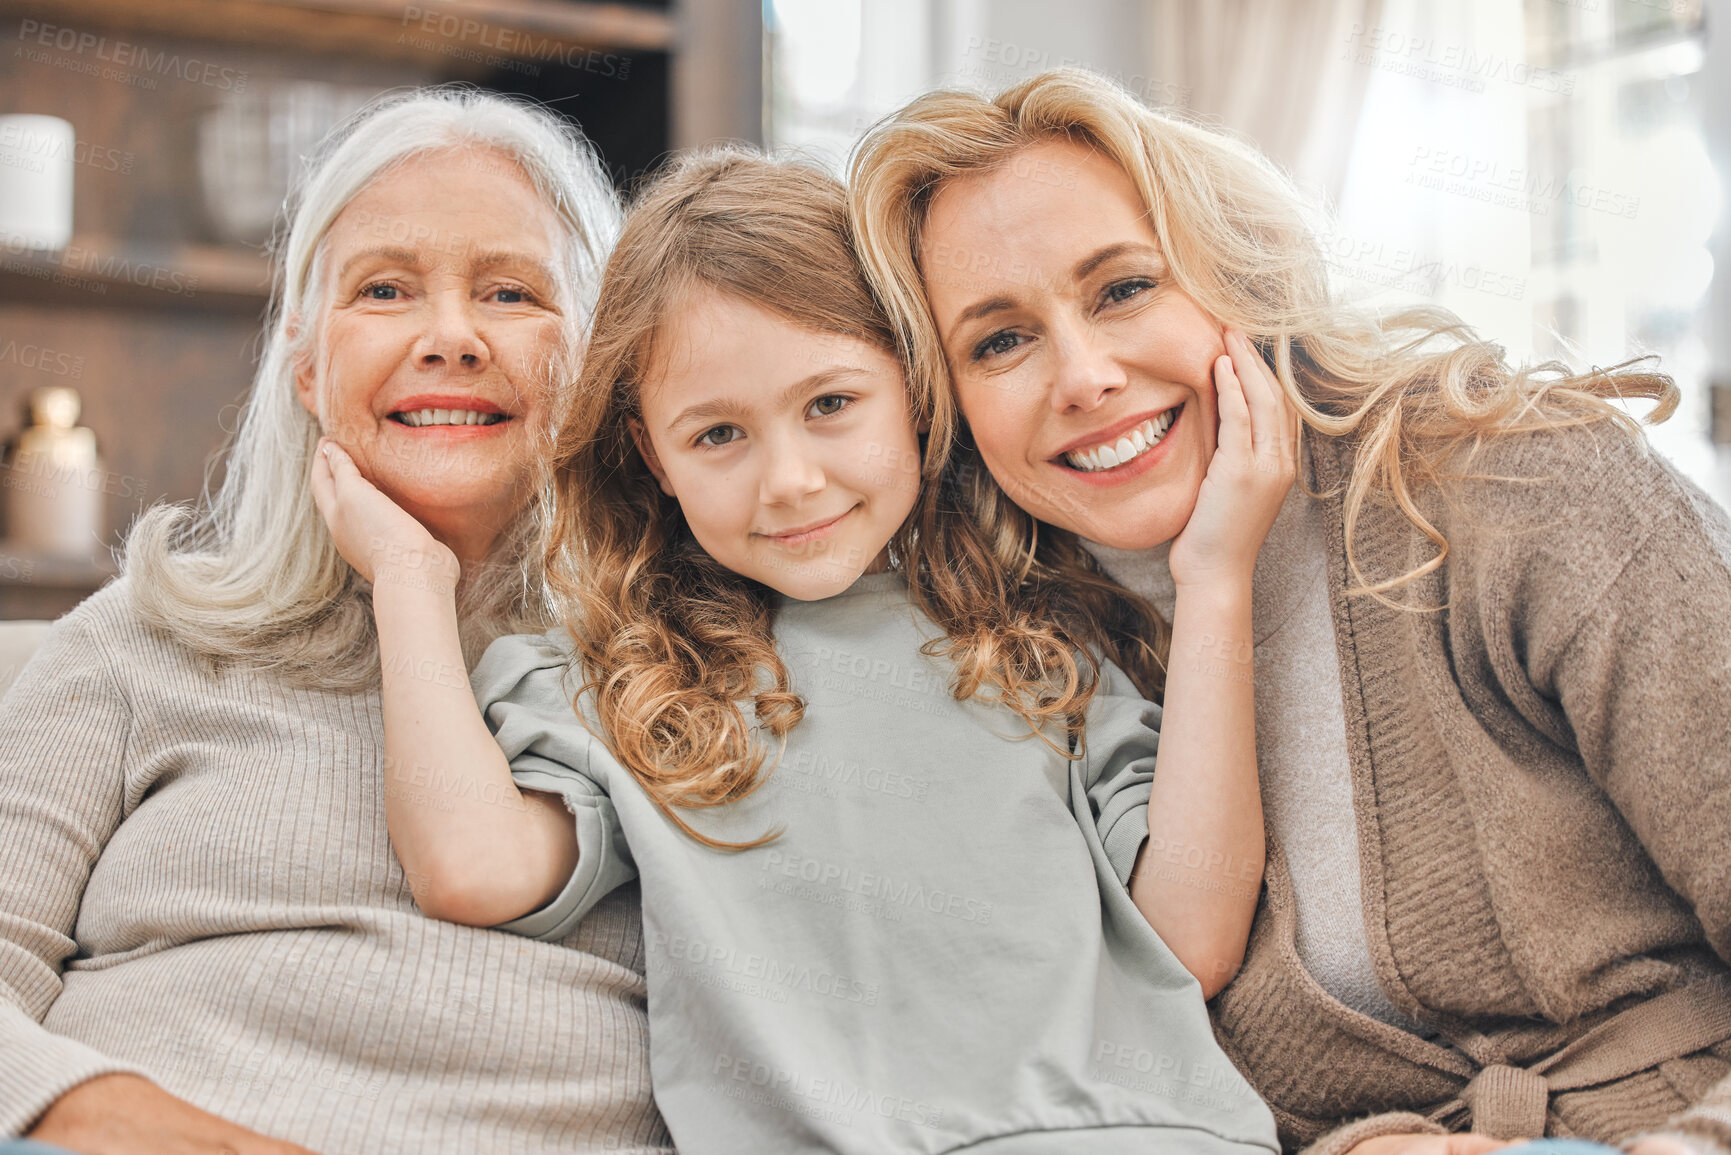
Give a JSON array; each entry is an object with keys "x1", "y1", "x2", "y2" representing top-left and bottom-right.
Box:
[{"x1": 0, "y1": 0, "x2": 758, "y2": 616}]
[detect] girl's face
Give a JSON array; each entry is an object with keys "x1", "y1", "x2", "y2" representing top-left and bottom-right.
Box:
[
  {"x1": 632, "y1": 286, "x2": 923, "y2": 601},
  {"x1": 920, "y1": 138, "x2": 1224, "y2": 552}
]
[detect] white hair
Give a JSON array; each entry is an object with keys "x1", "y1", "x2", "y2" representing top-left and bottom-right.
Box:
[{"x1": 126, "y1": 86, "x2": 621, "y2": 691}]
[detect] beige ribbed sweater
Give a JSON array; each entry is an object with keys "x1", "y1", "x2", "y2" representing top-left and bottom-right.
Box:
[
  {"x1": 0, "y1": 579, "x2": 671, "y2": 1153},
  {"x1": 1203, "y1": 426, "x2": 1731, "y2": 1154}
]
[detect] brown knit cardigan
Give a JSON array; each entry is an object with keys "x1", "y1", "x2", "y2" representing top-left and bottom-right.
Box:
[{"x1": 1208, "y1": 423, "x2": 1731, "y2": 1155}]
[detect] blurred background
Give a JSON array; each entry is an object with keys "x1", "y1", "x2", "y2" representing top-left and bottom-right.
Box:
[{"x1": 0, "y1": 0, "x2": 1722, "y2": 617}]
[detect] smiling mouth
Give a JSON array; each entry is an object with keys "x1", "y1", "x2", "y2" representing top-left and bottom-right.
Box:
[
  {"x1": 758, "y1": 509, "x2": 853, "y2": 545},
  {"x1": 1061, "y1": 406, "x2": 1181, "y2": 473},
  {"x1": 389, "y1": 408, "x2": 509, "y2": 428}
]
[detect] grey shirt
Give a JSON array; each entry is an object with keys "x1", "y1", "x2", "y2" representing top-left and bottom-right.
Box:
[{"x1": 473, "y1": 572, "x2": 1280, "y2": 1155}]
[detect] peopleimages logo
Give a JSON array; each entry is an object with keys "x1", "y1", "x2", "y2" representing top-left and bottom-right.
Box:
[
  {"x1": 710, "y1": 1053, "x2": 949, "y2": 1130},
  {"x1": 647, "y1": 931, "x2": 882, "y2": 1006},
  {"x1": 1407, "y1": 146, "x2": 1640, "y2": 220},
  {"x1": 0, "y1": 239, "x2": 200, "y2": 297},
  {"x1": 759, "y1": 849, "x2": 994, "y2": 924},
  {"x1": 16, "y1": 20, "x2": 249, "y2": 91},
  {"x1": 399, "y1": 8, "x2": 631, "y2": 78},
  {"x1": 0, "y1": 120, "x2": 133, "y2": 175},
  {"x1": 0, "y1": 338, "x2": 84, "y2": 379},
  {"x1": 1343, "y1": 23, "x2": 1574, "y2": 95}
]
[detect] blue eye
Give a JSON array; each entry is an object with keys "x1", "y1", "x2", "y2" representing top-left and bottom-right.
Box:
[
  {"x1": 362, "y1": 283, "x2": 399, "y2": 300},
  {"x1": 696, "y1": 424, "x2": 740, "y2": 448},
  {"x1": 808, "y1": 394, "x2": 849, "y2": 418},
  {"x1": 1103, "y1": 278, "x2": 1154, "y2": 305},
  {"x1": 496, "y1": 287, "x2": 528, "y2": 303}
]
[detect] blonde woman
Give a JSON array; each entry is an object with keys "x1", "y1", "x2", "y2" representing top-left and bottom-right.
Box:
[
  {"x1": 850, "y1": 69, "x2": 1731, "y2": 1155},
  {"x1": 0, "y1": 90, "x2": 669, "y2": 1153}
]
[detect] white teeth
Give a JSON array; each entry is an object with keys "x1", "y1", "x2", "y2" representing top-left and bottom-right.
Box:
[
  {"x1": 1063, "y1": 410, "x2": 1179, "y2": 473},
  {"x1": 396, "y1": 408, "x2": 505, "y2": 428}
]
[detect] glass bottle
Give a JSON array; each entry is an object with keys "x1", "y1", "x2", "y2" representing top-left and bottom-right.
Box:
[{"x1": 7, "y1": 385, "x2": 101, "y2": 556}]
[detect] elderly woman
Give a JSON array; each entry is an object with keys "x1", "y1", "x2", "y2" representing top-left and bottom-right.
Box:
[
  {"x1": 850, "y1": 70, "x2": 1731, "y2": 1155},
  {"x1": 0, "y1": 91, "x2": 669, "y2": 1153}
]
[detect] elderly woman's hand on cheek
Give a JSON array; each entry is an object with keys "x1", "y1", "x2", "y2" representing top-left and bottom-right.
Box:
[{"x1": 311, "y1": 437, "x2": 459, "y2": 594}]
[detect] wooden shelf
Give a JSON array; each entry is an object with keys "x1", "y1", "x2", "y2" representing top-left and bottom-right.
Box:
[
  {"x1": 0, "y1": 544, "x2": 117, "y2": 589},
  {"x1": 0, "y1": 0, "x2": 675, "y2": 62},
  {"x1": 0, "y1": 544, "x2": 116, "y2": 619},
  {"x1": 0, "y1": 238, "x2": 271, "y2": 314}
]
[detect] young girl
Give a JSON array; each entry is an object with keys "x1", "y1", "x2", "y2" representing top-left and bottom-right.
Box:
[{"x1": 311, "y1": 149, "x2": 1294, "y2": 1154}]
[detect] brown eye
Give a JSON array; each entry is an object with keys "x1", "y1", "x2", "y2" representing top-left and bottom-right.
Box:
[
  {"x1": 697, "y1": 424, "x2": 740, "y2": 448},
  {"x1": 807, "y1": 395, "x2": 849, "y2": 418}
]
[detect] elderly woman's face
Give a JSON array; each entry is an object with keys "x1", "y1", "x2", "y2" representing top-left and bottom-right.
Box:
[
  {"x1": 295, "y1": 148, "x2": 566, "y2": 543},
  {"x1": 920, "y1": 138, "x2": 1222, "y2": 552}
]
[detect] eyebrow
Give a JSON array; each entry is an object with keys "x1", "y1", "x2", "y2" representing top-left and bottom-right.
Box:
[
  {"x1": 666, "y1": 367, "x2": 869, "y2": 434},
  {"x1": 1074, "y1": 241, "x2": 1159, "y2": 280},
  {"x1": 338, "y1": 245, "x2": 420, "y2": 281},
  {"x1": 948, "y1": 242, "x2": 1164, "y2": 330},
  {"x1": 956, "y1": 296, "x2": 1017, "y2": 325},
  {"x1": 336, "y1": 246, "x2": 559, "y2": 287},
  {"x1": 468, "y1": 249, "x2": 560, "y2": 286}
]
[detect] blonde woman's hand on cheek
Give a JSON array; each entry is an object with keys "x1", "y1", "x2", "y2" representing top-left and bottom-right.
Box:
[
  {"x1": 1167, "y1": 327, "x2": 1299, "y2": 591},
  {"x1": 310, "y1": 438, "x2": 458, "y2": 594}
]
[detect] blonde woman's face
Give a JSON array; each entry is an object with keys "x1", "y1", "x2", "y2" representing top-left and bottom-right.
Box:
[
  {"x1": 295, "y1": 148, "x2": 566, "y2": 554},
  {"x1": 921, "y1": 138, "x2": 1223, "y2": 552},
  {"x1": 632, "y1": 287, "x2": 923, "y2": 601}
]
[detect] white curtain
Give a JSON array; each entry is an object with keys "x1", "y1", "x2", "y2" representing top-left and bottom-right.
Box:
[{"x1": 1147, "y1": 0, "x2": 1383, "y2": 204}]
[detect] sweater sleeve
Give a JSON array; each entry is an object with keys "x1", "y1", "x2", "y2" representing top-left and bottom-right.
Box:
[
  {"x1": 0, "y1": 604, "x2": 149, "y2": 1136},
  {"x1": 1541, "y1": 471, "x2": 1731, "y2": 1153},
  {"x1": 1080, "y1": 659, "x2": 1162, "y2": 887},
  {"x1": 470, "y1": 632, "x2": 638, "y2": 942}
]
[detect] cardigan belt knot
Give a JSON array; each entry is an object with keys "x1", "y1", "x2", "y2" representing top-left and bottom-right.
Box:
[
  {"x1": 1439, "y1": 975, "x2": 1731, "y2": 1140},
  {"x1": 1460, "y1": 1064, "x2": 1550, "y2": 1139}
]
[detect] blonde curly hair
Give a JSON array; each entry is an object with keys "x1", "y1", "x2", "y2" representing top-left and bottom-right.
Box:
[{"x1": 550, "y1": 147, "x2": 1164, "y2": 847}]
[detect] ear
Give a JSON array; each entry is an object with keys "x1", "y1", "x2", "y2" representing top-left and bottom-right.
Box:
[
  {"x1": 629, "y1": 418, "x2": 677, "y2": 497},
  {"x1": 289, "y1": 317, "x2": 321, "y2": 421}
]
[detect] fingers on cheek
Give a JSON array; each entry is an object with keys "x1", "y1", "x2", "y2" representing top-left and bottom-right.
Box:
[{"x1": 1214, "y1": 354, "x2": 1236, "y2": 391}]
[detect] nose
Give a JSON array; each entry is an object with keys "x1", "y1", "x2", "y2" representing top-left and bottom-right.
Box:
[
  {"x1": 416, "y1": 289, "x2": 490, "y2": 372},
  {"x1": 1047, "y1": 318, "x2": 1126, "y2": 414},
  {"x1": 758, "y1": 433, "x2": 827, "y2": 506}
]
